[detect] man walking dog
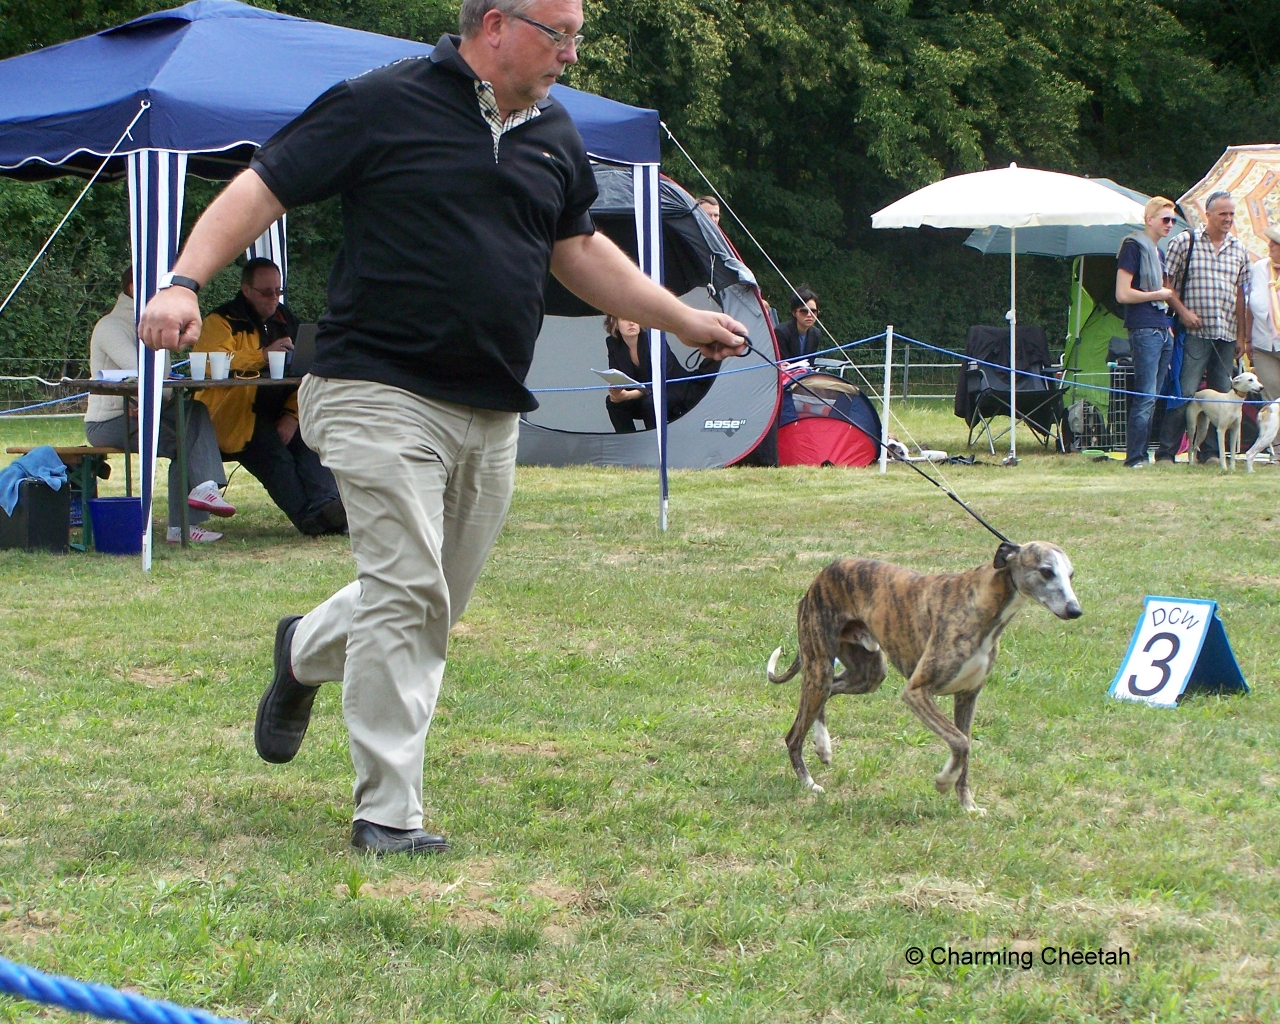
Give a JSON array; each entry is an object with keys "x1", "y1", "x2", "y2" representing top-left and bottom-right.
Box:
[{"x1": 139, "y1": 0, "x2": 746, "y2": 855}]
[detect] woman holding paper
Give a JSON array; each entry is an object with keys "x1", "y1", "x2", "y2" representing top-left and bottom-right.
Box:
[
  {"x1": 602, "y1": 315, "x2": 718, "y2": 433},
  {"x1": 603, "y1": 316, "x2": 654, "y2": 432}
]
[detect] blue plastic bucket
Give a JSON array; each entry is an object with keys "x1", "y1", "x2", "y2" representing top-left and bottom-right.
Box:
[{"x1": 88, "y1": 497, "x2": 143, "y2": 555}]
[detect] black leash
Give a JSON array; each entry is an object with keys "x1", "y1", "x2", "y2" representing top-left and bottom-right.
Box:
[{"x1": 691, "y1": 339, "x2": 1015, "y2": 546}]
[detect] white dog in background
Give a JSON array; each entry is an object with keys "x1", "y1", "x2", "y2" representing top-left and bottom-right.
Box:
[
  {"x1": 1185, "y1": 371, "x2": 1265, "y2": 470},
  {"x1": 1244, "y1": 397, "x2": 1280, "y2": 472}
]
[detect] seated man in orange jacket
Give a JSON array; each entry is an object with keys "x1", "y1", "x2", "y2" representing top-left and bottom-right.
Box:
[{"x1": 194, "y1": 258, "x2": 345, "y2": 535}]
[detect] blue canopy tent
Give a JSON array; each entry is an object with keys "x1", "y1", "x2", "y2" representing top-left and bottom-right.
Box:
[{"x1": 0, "y1": 0, "x2": 669, "y2": 563}]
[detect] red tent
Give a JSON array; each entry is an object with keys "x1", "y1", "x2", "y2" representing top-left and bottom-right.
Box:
[{"x1": 777, "y1": 372, "x2": 881, "y2": 467}]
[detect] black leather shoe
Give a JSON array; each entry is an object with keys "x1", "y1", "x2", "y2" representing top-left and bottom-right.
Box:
[
  {"x1": 319, "y1": 497, "x2": 347, "y2": 535},
  {"x1": 254, "y1": 615, "x2": 316, "y2": 764},
  {"x1": 351, "y1": 819, "x2": 450, "y2": 856}
]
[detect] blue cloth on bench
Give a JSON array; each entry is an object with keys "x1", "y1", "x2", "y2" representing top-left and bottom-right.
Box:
[{"x1": 0, "y1": 446, "x2": 67, "y2": 516}]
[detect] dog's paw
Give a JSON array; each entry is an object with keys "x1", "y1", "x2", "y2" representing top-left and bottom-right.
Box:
[
  {"x1": 957, "y1": 789, "x2": 986, "y2": 815},
  {"x1": 935, "y1": 755, "x2": 963, "y2": 793},
  {"x1": 812, "y1": 721, "x2": 832, "y2": 765},
  {"x1": 805, "y1": 779, "x2": 825, "y2": 795}
]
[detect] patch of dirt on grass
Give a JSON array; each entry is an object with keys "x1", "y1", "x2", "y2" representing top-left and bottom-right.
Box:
[
  {"x1": 491, "y1": 740, "x2": 561, "y2": 757},
  {"x1": 526, "y1": 878, "x2": 594, "y2": 912},
  {"x1": 886, "y1": 876, "x2": 1007, "y2": 913},
  {"x1": 518, "y1": 522, "x2": 553, "y2": 531},
  {"x1": 128, "y1": 666, "x2": 185, "y2": 688},
  {"x1": 334, "y1": 865, "x2": 594, "y2": 940},
  {"x1": 691, "y1": 854, "x2": 754, "y2": 876},
  {"x1": 0, "y1": 908, "x2": 61, "y2": 941}
]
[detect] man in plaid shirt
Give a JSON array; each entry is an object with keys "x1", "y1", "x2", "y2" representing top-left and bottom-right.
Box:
[{"x1": 1155, "y1": 191, "x2": 1250, "y2": 461}]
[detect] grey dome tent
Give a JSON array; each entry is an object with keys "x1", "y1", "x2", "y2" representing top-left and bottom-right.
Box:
[{"x1": 518, "y1": 167, "x2": 780, "y2": 468}]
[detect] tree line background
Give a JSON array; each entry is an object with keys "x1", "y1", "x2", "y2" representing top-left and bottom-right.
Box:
[{"x1": 0, "y1": 0, "x2": 1276, "y2": 379}]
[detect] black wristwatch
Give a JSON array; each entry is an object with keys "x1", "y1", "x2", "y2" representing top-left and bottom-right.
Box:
[{"x1": 157, "y1": 272, "x2": 201, "y2": 295}]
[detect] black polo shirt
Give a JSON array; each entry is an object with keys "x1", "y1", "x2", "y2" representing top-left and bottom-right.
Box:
[{"x1": 249, "y1": 35, "x2": 598, "y2": 412}]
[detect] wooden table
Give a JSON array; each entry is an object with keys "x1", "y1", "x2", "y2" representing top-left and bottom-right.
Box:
[{"x1": 78, "y1": 376, "x2": 300, "y2": 548}]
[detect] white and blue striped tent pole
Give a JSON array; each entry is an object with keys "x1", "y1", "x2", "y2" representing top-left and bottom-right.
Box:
[
  {"x1": 128, "y1": 150, "x2": 187, "y2": 570},
  {"x1": 632, "y1": 162, "x2": 666, "y2": 531},
  {"x1": 246, "y1": 216, "x2": 288, "y2": 298}
]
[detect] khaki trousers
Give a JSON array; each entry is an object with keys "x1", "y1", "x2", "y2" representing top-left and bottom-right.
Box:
[
  {"x1": 1251, "y1": 347, "x2": 1280, "y2": 399},
  {"x1": 292, "y1": 375, "x2": 518, "y2": 830}
]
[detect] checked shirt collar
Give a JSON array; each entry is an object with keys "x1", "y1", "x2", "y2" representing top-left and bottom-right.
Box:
[{"x1": 475, "y1": 80, "x2": 541, "y2": 162}]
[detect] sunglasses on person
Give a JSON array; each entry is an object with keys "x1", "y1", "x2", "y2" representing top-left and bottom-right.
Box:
[
  {"x1": 250, "y1": 286, "x2": 284, "y2": 298},
  {"x1": 511, "y1": 12, "x2": 584, "y2": 51},
  {"x1": 1159, "y1": 216, "x2": 1177, "y2": 224}
]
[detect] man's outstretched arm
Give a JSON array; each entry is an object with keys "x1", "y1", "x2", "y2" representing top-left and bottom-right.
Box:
[
  {"x1": 551, "y1": 231, "x2": 747, "y2": 359},
  {"x1": 138, "y1": 170, "x2": 286, "y2": 351}
]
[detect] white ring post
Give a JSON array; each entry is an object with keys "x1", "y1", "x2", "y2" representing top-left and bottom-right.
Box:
[
  {"x1": 1007, "y1": 228, "x2": 1018, "y2": 465},
  {"x1": 880, "y1": 325, "x2": 893, "y2": 473}
]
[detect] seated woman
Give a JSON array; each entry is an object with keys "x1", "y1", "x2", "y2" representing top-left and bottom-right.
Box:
[
  {"x1": 84, "y1": 270, "x2": 234, "y2": 544},
  {"x1": 603, "y1": 316, "x2": 718, "y2": 433}
]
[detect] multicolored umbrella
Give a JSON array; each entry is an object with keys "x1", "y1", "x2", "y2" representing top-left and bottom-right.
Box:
[{"x1": 1180, "y1": 145, "x2": 1280, "y2": 262}]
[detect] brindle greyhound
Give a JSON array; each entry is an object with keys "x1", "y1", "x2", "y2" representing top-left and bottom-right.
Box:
[{"x1": 767, "y1": 541, "x2": 1081, "y2": 813}]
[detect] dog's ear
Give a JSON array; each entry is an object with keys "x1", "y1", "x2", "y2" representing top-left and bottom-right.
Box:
[{"x1": 993, "y1": 541, "x2": 1020, "y2": 569}]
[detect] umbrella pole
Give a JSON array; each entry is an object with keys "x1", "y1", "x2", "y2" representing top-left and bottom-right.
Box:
[
  {"x1": 1007, "y1": 229, "x2": 1018, "y2": 465},
  {"x1": 879, "y1": 325, "x2": 893, "y2": 474}
]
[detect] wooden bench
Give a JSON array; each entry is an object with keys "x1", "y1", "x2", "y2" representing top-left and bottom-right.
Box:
[{"x1": 5, "y1": 446, "x2": 131, "y2": 551}]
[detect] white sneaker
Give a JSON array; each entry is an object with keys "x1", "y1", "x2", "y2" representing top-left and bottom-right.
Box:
[
  {"x1": 167, "y1": 525, "x2": 223, "y2": 544},
  {"x1": 188, "y1": 480, "x2": 236, "y2": 517}
]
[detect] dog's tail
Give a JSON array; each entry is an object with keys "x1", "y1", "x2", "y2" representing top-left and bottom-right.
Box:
[{"x1": 767, "y1": 646, "x2": 801, "y2": 684}]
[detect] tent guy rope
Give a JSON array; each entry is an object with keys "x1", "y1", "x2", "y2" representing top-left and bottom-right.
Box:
[
  {"x1": 661, "y1": 123, "x2": 1008, "y2": 538},
  {"x1": 0, "y1": 102, "x2": 149, "y2": 320},
  {"x1": 659, "y1": 122, "x2": 969, "y2": 497}
]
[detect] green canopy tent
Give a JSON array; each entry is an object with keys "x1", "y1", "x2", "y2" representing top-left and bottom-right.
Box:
[{"x1": 1063, "y1": 257, "x2": 1126, "y2": 419}]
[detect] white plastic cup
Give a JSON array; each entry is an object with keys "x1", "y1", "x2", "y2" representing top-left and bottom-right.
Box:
[
  {"x1": 188, "y1": 351, "x2": 207, "y2": 381},
  {"x1": 209, "y1": 352, "x2": 231, "y2": 380},
  {"x1": 267, "y1": 350, "x2": 286, "y2": 379}
]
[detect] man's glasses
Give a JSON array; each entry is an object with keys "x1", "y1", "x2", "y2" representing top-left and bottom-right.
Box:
[
  {"x1": 511, "y1": 12, "x2": 583, "y2": 51},
  {"x1": 1160, "y1": 216, "x2": 1177, "y2": 224},
  {"x1": 251, "y1": 286, "x2": 284, "y2": 298}
]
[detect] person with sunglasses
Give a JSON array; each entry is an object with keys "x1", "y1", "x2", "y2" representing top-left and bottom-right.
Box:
[
  {"x1": 1115, "y1": 197, "x2": 1179, "y2": 467},
  {"x1": 194, "y1": 257, "x2": 345, "y2": 536},
  {"x1": 1153, "y1": 190, "x2": 1251, "y2": 463},
  {"x1": 138, "y1": 0, "x2": 747, "y2": 856},
  {"x1": 775, "y1": 287, "x2": 822, "y2": 365}
]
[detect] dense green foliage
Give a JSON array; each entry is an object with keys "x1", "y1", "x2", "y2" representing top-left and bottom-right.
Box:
[{"x1": 0, "y1": 0, "x2": 1276, "y2": 367}]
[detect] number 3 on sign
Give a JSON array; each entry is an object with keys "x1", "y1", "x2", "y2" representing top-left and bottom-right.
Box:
[
  {"x1": 1125, "y1": 631, "x2": 1181, "y2": 697},
  {"x1": 1109, "y1": 597, "x2": 1246, "y2": 707}
]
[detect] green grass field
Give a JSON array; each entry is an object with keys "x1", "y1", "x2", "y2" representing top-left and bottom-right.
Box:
[{"x1": 2, "y1": 405, "x2": 1278, "y2": 1023}]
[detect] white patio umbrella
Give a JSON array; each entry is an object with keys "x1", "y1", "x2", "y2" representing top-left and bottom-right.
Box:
[{"x1": 872, "y1": 163, "x2": 1144, "y2": 462}]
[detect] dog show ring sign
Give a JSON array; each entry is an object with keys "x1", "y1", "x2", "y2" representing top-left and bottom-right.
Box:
[{"x1": 1109, "y1": 597, "x2": 1248, "y2": 707}]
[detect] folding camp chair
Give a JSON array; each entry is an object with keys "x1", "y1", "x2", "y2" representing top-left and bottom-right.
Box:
[{"x1": 953, "y1": 325, "x2": 1067, "y2": 453}]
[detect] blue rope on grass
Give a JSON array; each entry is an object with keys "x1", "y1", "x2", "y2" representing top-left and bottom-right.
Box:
[{"x1": 0, "y1": 956, "x2": 245, "y2": 1024}]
